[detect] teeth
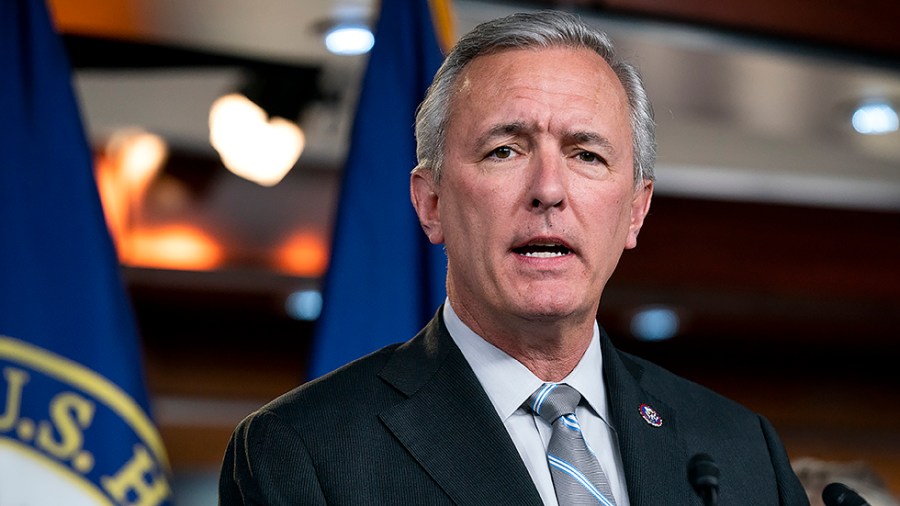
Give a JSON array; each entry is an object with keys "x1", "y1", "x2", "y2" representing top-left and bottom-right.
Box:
[
  {"x1": 523, "y1": 251, "x2": 566, "y2": 258},
  {"x1": 513, "y1": 242, "x2": 571, "y2": 257}
]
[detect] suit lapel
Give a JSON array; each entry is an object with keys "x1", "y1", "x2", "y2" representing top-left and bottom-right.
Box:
[
  {"x1": 600, "y1": 331, "x2": 693, "y2": 505},
  {"x1": 378, "y1": 312, "x2": 543, "y2": 506}
]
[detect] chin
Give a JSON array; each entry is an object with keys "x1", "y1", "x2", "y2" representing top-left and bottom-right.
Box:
[{"x1": 512, "y1": 297, "x2": 586, "y2": 323}]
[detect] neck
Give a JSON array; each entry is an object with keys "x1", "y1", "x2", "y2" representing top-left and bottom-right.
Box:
[
  {"x1": 449, "y1": 298, "x2": 595, "y2": 382},
  {"x1": 496, "y1": 330, "x2": 593, "y2": 382}
]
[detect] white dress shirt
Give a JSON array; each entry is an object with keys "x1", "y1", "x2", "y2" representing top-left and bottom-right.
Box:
[{"x1": 443, "y1": 301, "x2": 630, "y2": 505}]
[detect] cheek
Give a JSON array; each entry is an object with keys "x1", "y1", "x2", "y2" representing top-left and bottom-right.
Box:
[
  {"x1": 580, "y1": 190, "x2": 632, "y2": 239},
  {"x1": 440, "y1": 184, "x2": 487, "y2": 243},
  {"x1": 448, "y1": 178, "x2": 511, "y2": 222}
]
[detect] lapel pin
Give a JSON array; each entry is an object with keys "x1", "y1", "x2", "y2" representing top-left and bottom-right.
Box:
[{"x1": 639, "y1": 404, "x2": 663, "y2": 427}]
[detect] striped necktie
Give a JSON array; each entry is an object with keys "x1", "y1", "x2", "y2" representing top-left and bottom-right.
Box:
[{"x1": 528, "y1": 383, "x2": 617, "y2": 506}]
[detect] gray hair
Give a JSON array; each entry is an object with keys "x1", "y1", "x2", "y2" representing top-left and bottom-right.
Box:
[{"x1": 414, "y1": 10, "x2": 656, "y2": 186}]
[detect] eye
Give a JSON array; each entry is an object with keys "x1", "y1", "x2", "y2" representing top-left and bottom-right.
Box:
[
  {"x1": 576, "y1": 151, "x2": 603, "y2": 164},
  {"x1": 489, "y1": 146, "x2": 513, "y2": 159}
]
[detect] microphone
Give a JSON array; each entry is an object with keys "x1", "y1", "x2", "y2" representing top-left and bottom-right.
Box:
[
  {"x1": 823, "y1": 482, "x2": 870, "y2": 506},
  {"x1": 687, "y1": 453, "x2": 720, "y2": 506}
]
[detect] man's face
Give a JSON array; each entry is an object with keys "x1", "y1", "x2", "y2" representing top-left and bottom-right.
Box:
[{"x1": 412, "y1": 46, "x2": 652, "y2": 330}]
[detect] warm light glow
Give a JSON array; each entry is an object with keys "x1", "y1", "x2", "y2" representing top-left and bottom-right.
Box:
[
  {"x1": 274, "y1": 231, "x2": 329, "y2": 277},
  {"x1": 107, "y1": 128, "x2": 168, "y2": 193},
  {"x1": 209, "y1": 93, "x2": 304, "y2": 187},
  {"x1": 47, "y1": 0, "x2": 142, "y2": 40},
  {"x1": 94, "y1": 128, "x2": 168, "y2": 259},
  {"x1": 123, "y1": 225, "x2": 224, "y2": 271}
]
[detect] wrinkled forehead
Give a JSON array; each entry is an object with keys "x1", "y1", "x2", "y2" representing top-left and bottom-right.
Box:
[
  {"x1": 448, "y1": 46, "x2": 631, "y2": 132},
  {"x1": 451, "y1": 45, "x2": 628, "y2": 109}
]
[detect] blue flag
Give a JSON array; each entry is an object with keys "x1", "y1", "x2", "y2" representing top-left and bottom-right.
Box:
[
  {"x1": 309, "y1": 0, "x2": 451, "y2": 378},
  {"x1": 0, "y1": 1, "x2": 172, "y2": 504}
]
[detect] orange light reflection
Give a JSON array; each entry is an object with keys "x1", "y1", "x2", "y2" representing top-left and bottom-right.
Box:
[
  {"x1": 274, "y1": 231, "x2": 328, "y2": 277},
  {"x1": 124, "y1": 225, "x2": 224, "y2": 271}
]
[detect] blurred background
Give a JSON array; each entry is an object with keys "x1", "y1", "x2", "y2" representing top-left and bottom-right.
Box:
[{"x1": 48, "y1": 0, "x2": 899, "y2": 503}]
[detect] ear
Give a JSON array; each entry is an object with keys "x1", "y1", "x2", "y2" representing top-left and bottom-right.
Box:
[
  {"x1": 410, "y1": 169, "x2": 444, "y2": 245},
  {"x1": 624, "y1": 180, "x2": 653, "y2": 250}
]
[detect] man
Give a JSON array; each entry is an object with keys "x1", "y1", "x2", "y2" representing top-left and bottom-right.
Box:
[{"x1": 219, "y1": 11, "x2": 809, "y2": 505}]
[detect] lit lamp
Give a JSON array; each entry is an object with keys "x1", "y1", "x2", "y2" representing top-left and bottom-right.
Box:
[
  {"x1": 209, "y1": 93, "x2": 304, "y2": 187},
  {"x1": 96, "y1": 128, "x2": 225, "y2": 271},
  {"x1": 96, "y1": 128, "x2": 168, "y2": 258},
  {"x1": 851, "y1": 100, "x2": 899, "y2": 135},
  {"x1": 324, "y1": 23, "x2": 374, "y2": 55},
  {"x1": 209, "y1": 66, "x2": 320, "y2": 186}
]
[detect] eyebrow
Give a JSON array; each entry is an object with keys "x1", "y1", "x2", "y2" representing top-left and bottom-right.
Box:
[
  {"x1": 567, "y1": 131, "x2": 617, "y2": 155},
  {"x1": 471, "y1": 123, "x2": 619, "y2": 157},
  {"x1": 473, "y1": 122, "x2": 528, "y2": 152}
]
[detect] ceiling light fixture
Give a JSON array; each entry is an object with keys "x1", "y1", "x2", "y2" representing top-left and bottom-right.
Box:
[
  {"x1": 324, "y1": 24, "x2": 375, "y2": 55},
  {"x1": 209, "y1": 93, "x2": 304, "y2": 187},
  {"x1": 851, "y1": 100, "x2": 899, "y2": 135}
]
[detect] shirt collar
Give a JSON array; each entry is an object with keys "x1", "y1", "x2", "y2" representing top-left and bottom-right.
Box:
[
  {"x1": 560, "y1": 327, "x2": 607, "y2": 422},
  {"x1": 443, "y1": 299, "x2": 608, "y2": 422}
]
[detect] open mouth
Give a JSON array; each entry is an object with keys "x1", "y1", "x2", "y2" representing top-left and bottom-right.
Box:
[{"x1": 512, "y1": 243, "x2": 572, "y2": 258}]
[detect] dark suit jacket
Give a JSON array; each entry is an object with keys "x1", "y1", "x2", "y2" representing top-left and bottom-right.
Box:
[{"x1": 219, "y1": 310, "x2": 809, "y2": 505}]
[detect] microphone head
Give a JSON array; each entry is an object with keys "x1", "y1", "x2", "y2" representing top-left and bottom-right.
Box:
[
  {"x1": 687, "y1": 453, "x2": 720, "y2": 493},
  {"x1": 822, "y1": 482, "x2": 870, "y2": 506}
]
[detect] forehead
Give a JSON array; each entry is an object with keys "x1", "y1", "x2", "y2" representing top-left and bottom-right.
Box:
[
  {"x1": 450, "y1": 46, "x2": 629, "y2": 124},
  {"x1": 446, "y1": 46, "x2": 633, "y2": 150}
]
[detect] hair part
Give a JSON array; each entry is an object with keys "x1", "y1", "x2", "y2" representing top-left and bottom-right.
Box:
[{"x1": 413, "y1": 10, "x2": 656, "y2": 187}]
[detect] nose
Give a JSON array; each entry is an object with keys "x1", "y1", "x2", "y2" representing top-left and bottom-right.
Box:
[{"x1": 528, "y1": 150, "x2": 566, "y2": 211}]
